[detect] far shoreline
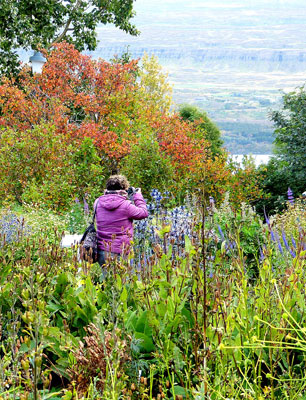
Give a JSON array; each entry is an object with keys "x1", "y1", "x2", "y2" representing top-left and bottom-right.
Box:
[{"x1": 230, "y1": 154, "x2": 272, "y2": 167}]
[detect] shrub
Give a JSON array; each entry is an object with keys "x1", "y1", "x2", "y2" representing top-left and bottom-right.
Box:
[
  {"x1": 120, "y1": 133, "x2": 175, "y2": 198},
  {"x1": 72, "y1": 137, "x2": 106, "y2": 204},
  {"x1": 0, "y1": 123, "x2": 74, "y2": 207},
  {"x1": 0, "y1": 124, "x2": 105, "y2": 210},
  {"x1": 255, "y1": 157, "x2": 305, "y2": 215},
  {"x1": 227, "y1": 156, "x2": 266, "y2": 209}
]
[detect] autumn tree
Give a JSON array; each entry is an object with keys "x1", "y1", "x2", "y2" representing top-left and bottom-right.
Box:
[
  {"x1": 0, "y1": 123, "x2": 105, "y2": 208},
  {"x1": 138, "y1": 52, "x2": 173, "y2": 112},
  {"x1": 0, "y1": 0, "x2": 138, "y2": 76},
  {"x1": 0, "y1": 42, "x2": 261, "y2": 207},
  {"x1": 0, "y1": 42, "x2": 140, "y2": 169}
]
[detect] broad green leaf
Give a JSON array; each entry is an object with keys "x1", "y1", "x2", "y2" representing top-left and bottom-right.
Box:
[
  {"x1": 134, "y1": 332, "x2": 155, "y2": 353},
  {"x1": 120, "y1": 286, "x2": 128, "y2": 303}
]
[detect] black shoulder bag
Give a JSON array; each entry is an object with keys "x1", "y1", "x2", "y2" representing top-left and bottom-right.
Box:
[{"x1": 80, "y1": 202, "x2": 98, "y2": 263}]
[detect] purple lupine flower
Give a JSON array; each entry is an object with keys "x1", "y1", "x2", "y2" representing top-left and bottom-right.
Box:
[
  {"x1": 281, "y1": 230, "x2": 290, "y2": 252},
  {"x1": 275, "y1": 232, "x2": 283, "y2": 254},
  {"x1": 277, "y1": 241, "x2": 284, "y2": 254},
  {"x1": 291, "y1": 236, "x2": 297, "y2": 249},
  {"x1": 270, "y1": 230, "x2": 276, "y2": 242},
  {"x1": 227, "y1": 241, "x2": 235, "y2": 249},
  {"x1": 0, "y1": 214, "x2": 29, "y2": 245},
  {"x1": 298, "y1": 222, "x2": 303, "y2": 233},
  {"x1": 150, "y1": 189, "x2": 163, "y2": 206},
  {"x1": 287, "y1": 187, "x2": 294, "y2": 205},
  {"x1": 263, "y1": 208, "x2": 270, "y2": 226},
  {"x1": 75, "y1": 197, "x2": 80, "y2": 203},
  {"x1": 259, "y1": 247, "x2": 265, "y2": 261},
  {"x1": 217, "y1": 225, "x2": 225, "y2": 241}
]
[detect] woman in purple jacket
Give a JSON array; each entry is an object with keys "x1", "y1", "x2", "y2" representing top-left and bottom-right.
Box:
[{"x1": 94, "y1": 175, "x2": 148, "y2": 267}]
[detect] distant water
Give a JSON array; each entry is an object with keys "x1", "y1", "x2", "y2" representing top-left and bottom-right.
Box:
[{"x1": 231, "y1": 154, "x2": 272, "y2": 167}]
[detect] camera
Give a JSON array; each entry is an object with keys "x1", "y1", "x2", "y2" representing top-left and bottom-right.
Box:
[
  {"x1": 127, "y1": 187, "x2": 140, "y2": 198},
  {"x1": 127, "y1": 186, "x2": 136, "y2": 197}
]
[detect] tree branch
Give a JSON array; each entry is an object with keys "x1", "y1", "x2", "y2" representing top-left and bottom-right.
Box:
[{"x1": 48, "y1": 0, "x2": 82, "y2": 48}]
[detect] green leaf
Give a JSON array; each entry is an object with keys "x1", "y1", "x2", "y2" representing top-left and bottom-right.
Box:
[
  {"x1": 42, "y1": 391, "x2": 63, "y2": 400},
  {"x1": 116, "y1": 274, "x2": 122, "y2": 291},
  {"x1": 135, "y1": 310, "x2": 152, "y2": 337},
  {"x1": 181, "y1": 307, "x2": 194, "y2": 327},
  {"x1": 134, "y1": 332, "x2": 155, "y2": 353},
  {"x1": 173, "y1": 385, "x2": 186, "y2": 397},
  {"x1": 156, "y1": 302, "x2": 167, "y2": 318},
  {"x1": 125, "y1": 310, "x2": 138, "y2": 330},
  {"x1": 185, "y1": 235, "x2": 195, "y2": 254},
  {"x1": 167, "y1": 297, "x2": 175, "y2": 319},
  {"x1": 120, "y1": 286, "x2": 128, "y2": 303},
  {"x1": 46, "y1": 301, "x2": 61, "y2": 314}
]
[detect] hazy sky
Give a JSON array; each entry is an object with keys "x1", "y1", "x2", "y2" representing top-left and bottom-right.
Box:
[
  {"x1": 96, "y1": 0, "x2": 306, "y2": 51},
  {"x1": 94, "y1": 0, "x2": 306, "y2": 131}
]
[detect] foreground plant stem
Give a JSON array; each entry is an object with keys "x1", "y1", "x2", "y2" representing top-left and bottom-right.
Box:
[{"x1": 201, "y1": 184, "x2": 208, "y2": 397}]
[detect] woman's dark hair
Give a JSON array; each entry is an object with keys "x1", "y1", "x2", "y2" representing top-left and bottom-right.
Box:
[{"x1": 106, "y1": 175, "x2": 129, "y2": 191}]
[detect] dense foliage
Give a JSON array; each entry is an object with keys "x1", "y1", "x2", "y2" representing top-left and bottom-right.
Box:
[
  {"x1": 0, "y1": 42, "x2": 304, "y2": 398},
  {"x1": 0, "y1": 125, "x2": 105, "y2": 208},
  {"x1": 179, "y1": 104, "x2": 223, "y2": 156},
  {"x1": 0, "y1": 42, "x2": 265, "y2": 209},
  {"x1": 0, "y1": 9, "x2": 304, "y2": 398},
  {"x1": 0, "y1": 0, "x2": 138, "y2": 76},
  {"x1": 0, "y1": 193, "x2": 305, "y2": 399},
  {"x1": 270, "y1": 86, "x2": 306, "y2": 180},
  {"x1": 254, "y1": 86, "x2": 306, "y2": 215}
]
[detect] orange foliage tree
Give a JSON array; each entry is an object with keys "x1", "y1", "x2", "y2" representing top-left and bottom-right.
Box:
[
  {"x1": 0, "y1": 43, "x2": 139, "y2": 168},
  {"x1": 0, "y1": 42, "x2": 264, "y2": 206}
]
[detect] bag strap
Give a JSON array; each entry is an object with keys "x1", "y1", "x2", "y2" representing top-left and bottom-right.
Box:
[{"x1": 92, "y1": 200, "x2": 99, "y2": 224}]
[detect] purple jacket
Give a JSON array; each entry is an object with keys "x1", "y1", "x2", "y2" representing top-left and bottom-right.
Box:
[{"x1": 94, "y1": 191, "x2": 148, "y2": 254}]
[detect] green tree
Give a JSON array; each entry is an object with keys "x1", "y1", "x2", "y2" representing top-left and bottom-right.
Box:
[
  {"x1": 120, "y1": 132, "x2": 175, "y2": 198},
  {"x1": 255, "y1": 158, "x2": 299, "y2": 215},
  {"x1": 0, "y1": 0, "x2": 139, "y2": 76},
  {"x1": 270, "y1": 86, "x2": 306, "y2": 184},
  {"x1": 179, "y1": 104, "x2": 223, "y2": 156}
]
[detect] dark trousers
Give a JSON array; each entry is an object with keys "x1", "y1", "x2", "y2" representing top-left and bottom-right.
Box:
[{"x1": 97, "y1": 249, "x2": 120, "y2": 267}]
